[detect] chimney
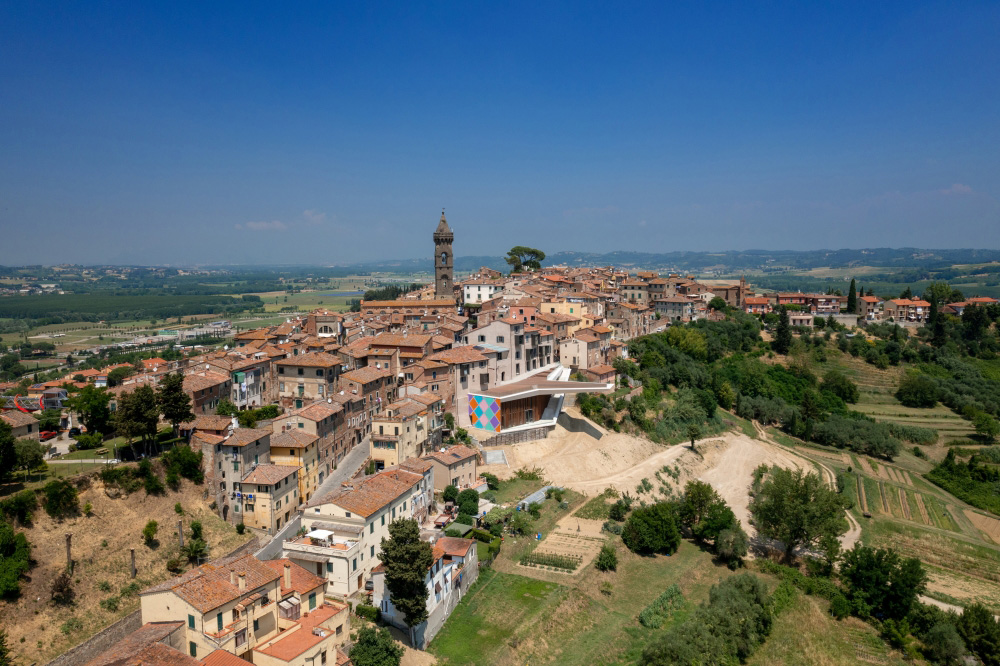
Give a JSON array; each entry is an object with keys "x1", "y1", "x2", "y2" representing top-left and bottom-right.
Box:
[
  {"x1": 231, "y1": 571, "x2": 237, "y2": 585},
  {"x1": 238, "y1": 572, "x2": 246, "y2": 591},
  {"x1": 283, "y1": 563, "x2": 292, "y2": 590}
]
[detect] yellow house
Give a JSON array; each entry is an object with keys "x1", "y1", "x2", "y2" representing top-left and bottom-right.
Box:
[
  {"x1": 270, "y1": 430, "x2": 320, "y2": 506},
  {"x1": 540, "y1": 301, "x2": 594, "y2": 335},
  {"x1": 239, "y1": 464, "x2": 300, "y2": 534},
  {"x1": 138, "y1": 554, "x2": 348, "y2": 665}
]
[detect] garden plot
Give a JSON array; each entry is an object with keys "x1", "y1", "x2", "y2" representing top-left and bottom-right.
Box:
[
  {"x1": 518, "y1": 516, "x2": 606, "y2": 576},
  {"x1": 857, "y1": 475, "x2": 869, "y2": 514},
  {"x1": 964, "y1": 510, "x2": 1000, "y2": 544},
  {"x1": 914, "y1": 494, "x2": 931, "y2": 525}
]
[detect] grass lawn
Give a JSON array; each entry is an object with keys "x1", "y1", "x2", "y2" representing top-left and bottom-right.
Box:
[{"x1": 493, "y1": 477, "x2": 546, "y2": 505}]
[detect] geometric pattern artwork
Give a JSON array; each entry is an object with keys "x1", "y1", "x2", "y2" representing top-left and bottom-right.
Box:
[{"x1": 468, "y1": 394, "x2": 501, "y2": 432}]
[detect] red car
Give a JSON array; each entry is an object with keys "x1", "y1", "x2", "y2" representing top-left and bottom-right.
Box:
[{"x1": 40, "y1": 431, "x2": 58, "y2": 442}]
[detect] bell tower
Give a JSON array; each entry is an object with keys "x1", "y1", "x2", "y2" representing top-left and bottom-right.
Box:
[{"x1": 433, "y1": 210, "x2": 454, "y2": 300}]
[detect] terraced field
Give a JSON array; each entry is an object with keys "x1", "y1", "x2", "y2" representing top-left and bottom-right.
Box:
[{"x1": 853, "y1": 391, "x2": 976, "y2": 443}]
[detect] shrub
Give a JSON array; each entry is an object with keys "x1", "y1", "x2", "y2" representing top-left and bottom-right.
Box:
[
  {"x1": 0, "y1": 490, "x2": 38, "y2": 525},
  {"x1": 50, "y1": 571, "x2": 75, "y2": 605},
  {"x1": 83, "y1": 501, "x2": 93, "y2": 517},
  {"x1": 600, "y1": 581, "x2": 613, "y2": 596},
  {"x1": 182, "y1": 538, "x2": 208, "y2": 563},
  {"x1": 161, "y1": 445, "x2": 204, "y2": 483},
  {"x1": 772, "y1": 580, "x2": 797, "y2": 614},
  {"x1": 143, "y1": 472, "x2": 165, "y2": 496},
  {"x1": 638, "y1": 584, "x2": 685, "y2": 628},
  {"x1": 165, "y1": 557, "x2": 183, "y2": 573},
  {"x1": 595, "y1": 544, "x2": 618, "y2": 572},
  {"x1": 99, "y1": 596, "x2": 120, "y2": 612},
  {"x1": 469, "y1": 528, "x2": 494, "y2": 543},
  {"x1": 830, "y1": 594, "x2": 851, "y2": 619},
  {"x1": 622, "y1": 502, "x2": 680, "y2": 555},
  {"x1": 174, "y1": 503, "x2": 184, "y2": 515},
  {"x1": 42, "y1": 480, "x2": 79, "y2": 519},
  {"x1": 189, "y1": 520, "x2": 203, "y2": 541},
  {"x1": 715, "y1": 526, "x2": 749, "y2": 567},
  {"x1": 60, "y1": 617, "x2": 83, "y2": 635},
  {"x1": 481, "y1": 472, "x2": 499, "y2": 490},
  {"x1": 355, "y1": 604, "x2": 380, "y2": 622},
  {"x1": 97, "y1": 580, "x2": 112, "y2": 593},
  {"x1": 602, "y1": 521, "x2": 623, "y2": 535},
  {"x1": 142, "y1": 520, "x2": 158, "y2": 546},
  {"x1": 514, "y1": 467, "x2": 543, "y2": 481},
  {"x1": 608, "y1": 500, "x2": 628, "y2": 522},
  {"x1": 235, "y1": 523, "x2": 246, "y2": 534},
  {"x1": 896, "y1": 373, "x2": 938, "y2": 408}
]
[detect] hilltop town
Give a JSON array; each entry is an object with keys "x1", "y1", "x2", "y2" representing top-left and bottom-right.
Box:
[{"x1": 2, "y1": 216, "x2": 1000, "y2": 666}]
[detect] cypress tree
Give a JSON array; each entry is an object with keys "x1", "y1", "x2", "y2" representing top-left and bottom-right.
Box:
[
  {"x1": 847, "y1": 279, "x2": 857, "y2": 313},
  {"x1": 773, "y1": 306, "x2": 792, "y2": 355}
]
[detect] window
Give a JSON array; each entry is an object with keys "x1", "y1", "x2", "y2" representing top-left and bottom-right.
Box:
[
  {"x1": 253, "y1": 618, "x2": 259, "y2": 632},
  {"x1": 279, "y1": 382, "x2": 285, "y2": 392},
  {"x1": 279, "y1": 367, "x2": 285, "y2": 375},
  {"x1": 188, "y1": 614, "x2": 195, "y2": 629},
  {"x1": 189, "y1": 642, "x2": 197, "y2": 658},
  {"x1": 496, "y1": 335, "x2": 504, "y2": 343},
  {"x1": 326, "y1": 561, "x2": 332, "y2": 572},
  {"x1": 316, "y1": 369, "x2": 323, "y2": 377},
  {"x1": 297, "y1": 368, "x2": 304, "y2": 376},
  {"x1": 217, "y1": 613, "x2": 223, "y2": 631},
  {"x1": 477, "y1": 335, "x2": 485, "y2": 342},
  {"x1": 309, "y1": 592, "x2": 317, "y2": 610},
  {"x1": 352, "y1": 558, "x2": 357, "y2": 571},
  {"x1": 370, "y1": 522, "x2": 374, "y2": 534},
  {"x1": 381, "y1": 515, "x2": 385, "y2": 526},
  {"x1": 403, "y1": 501, "x2": 407, "y2": 511},
  {"x1": 235, "y1": 629, "x2": 247, "y2": 648},
  {"x1": 392, "y1": 507, "x2": 396, "y2": 518},
  {"x1": 370, "y1": 545, "x2": 374, "y2": 557}
]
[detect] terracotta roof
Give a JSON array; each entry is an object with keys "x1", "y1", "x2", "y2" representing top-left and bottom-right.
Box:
[
  {"x1": 186, "y1": 414, "x2": 233, "y2": 431},
  {"x1": 183, "y1": 372, "x2": 230, "y2": 393},
  {"x1": 255, "y1": 604, "x2": 345, "y2": 661},
  {"x1": 192, "y1": 431, "x2": 226, "y2": 446},
  {"x1": 588, "y1": 364, "x2": 616, "y2": 375},
  {"x1": 271, "y1": 430, "x2": 319, "y2": 449},
  {"x1": 224, "y1": 428, "x2": 272, "y2": 447},
  {"x1": 362, "y1": 299, "x2": 456, "y2": 308},
  {"x1": 84, "y1": 622, "x2": 194, "y2": 666},
  {"x1": 200, "y1": 649, "x2": 251, "y2": 666},
  {"x1": 424, "y1": 445, "x2": 478, "y2": 466},
  {"x1": 407, "y1": 392, "x2": 443, "y2": 407},
  {"x1": 436, "y1": 536, "x2": 476, "y2": 557},
  {"x1": 429, "y1": 346, "x2": 488, "y2": 364},
  {"x1": 242, "y1": 464, "x2": 298, "y2": 485},
  {"x1": 370, "y1": 333, "x2": 432, "y2": 347},
  {"x1": 1, "y1": 411, "x2": 39, "y2": 428},
  {"x1": 399, "y1": 457, "x2": 434, "y2": 473},
  {"x1": 294, "y1": 401, "x2": 343, "y2": 421},
  {"x1": 744, "y1": 297, "x2": 770, "y2": 305},
  {"x1": 140, "y1": 553, "x2": 280, "y2": 614},
  {"x1": 261, "y1": 559, "x2": 327, "y2": 596},
  {"x1": 308, "y1": 468, "x2": 422, "y2": 517},
  {"x1": 341, "y1": 366, "x2": 393, "y2": 385},
  {"x1": 276, "y1": 352, "x2": 341, "y2": 368}
]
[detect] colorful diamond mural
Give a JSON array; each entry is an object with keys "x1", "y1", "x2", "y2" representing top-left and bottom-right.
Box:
[{"x1": 469, "y1": 394, "x2": 501, "y2": 432}]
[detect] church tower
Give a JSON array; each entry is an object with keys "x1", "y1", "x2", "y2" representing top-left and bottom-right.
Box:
[{"x1": 433, "y1": 210, "x2": 455, "y2": 300}]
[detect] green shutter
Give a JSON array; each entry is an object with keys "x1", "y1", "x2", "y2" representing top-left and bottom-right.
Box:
[
  {"x1": 309, "y1": 592, "x2": 316, "y2": 610},
  {"x1": 217, "y1": 614, "x2": 223, "y2": 631}
]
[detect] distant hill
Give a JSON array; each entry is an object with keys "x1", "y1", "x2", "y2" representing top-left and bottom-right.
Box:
[{"x1": 344, "y1": 248, "x2": 1000, "y2": 275}]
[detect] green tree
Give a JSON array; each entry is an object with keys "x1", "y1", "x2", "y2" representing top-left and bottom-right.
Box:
[
  {"x1": 622, "y1": 502, "x2": 681, "y2": 555},
  {"x1": 955, "y1": 602, "x2": 1000, "y2": 666},
  {"x1": 349, "y1": 626, "x2": 403, "y2": 666},
  {"x1": 0, "y1": 628, "x2": 11, "y2": 666},
  {"x1": 896, "y1": 372, "x2": 938, "y2": 408},
  {"x1": 114, "y1": 385, "x2": 160, "y2": 457},
  {"x1": 974, "y1": 413, "x2": 1000, "y2": 443},
  {"x1": 821, "y1": 369, "x2": 859, "y2": 403},
  {"x1": 380, "y1": 519, "x2": 433, "y2": 637},
  {"x1": 215, "y1": 399, "x2": 238, "y2": 416},
  {"x1": 839, "y1": 545, "x2": 926, "y2": 620},
  {"x1": 14, "y1": 438, "x2": 45, "y2": 482},
  {"x1": 847, "y1": 278, "x2": 857, "y2": 313},
  {"x1": 157, "y1": 372, "x2": 194, "y2": 436},
  {"x1": 0, "y1": 520, "x2": 32, "y2": 597},
  {"x1": 182, "y1": 538, "x2": 208, "y2": 564},
  {"x1": 65, "y1": 384, "x2": 112, "y2": 435},
  {"x1": 0, "y1": 422, "x2": 18, "y2": 483},
  {"x1": 748, "y1": 465, "x2": 848, "y2": 561},
  {"x1": 925, "y1": 622, "x2": 967, "y2": 666},
  {"x1": 928, "y1": 292, "x2": 947, "y2": 348},
  {"x1": 36, "y1": 408, "x2": 62, "y2": 431},
  {"x1": 106, "y1": 366, "x2": 135, "y2": 387},
  {"x1": 708, "y1": 296, "x2": 728, "y2": 311},
  {"x1": 715, "y1": 526, "x2": 749, "y2": 567},
  {"x1": 442, "y1": 485, "x2": 459, "y2": 503},
  {"x1": 773, "y1": 306, "x2": 792, "y2": 355},
  {"x1": 456, "y1": 489, "x2": 479, "y2": 517},
  {"x1": 504, "y1": 246, "x2": 546, "y2": 273}
]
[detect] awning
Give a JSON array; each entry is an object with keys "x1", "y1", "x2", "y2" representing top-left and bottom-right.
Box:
[
  {"x1": 278, "y1": 600, "x2": 293, "y2": 611},
  {"x1": 305, "y1": 529, "x2": 334, "y2": 540}
]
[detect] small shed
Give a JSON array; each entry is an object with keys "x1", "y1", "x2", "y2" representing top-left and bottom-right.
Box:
[{"x1": 518, "y1": 485, "x2": 560, "y2": 510}]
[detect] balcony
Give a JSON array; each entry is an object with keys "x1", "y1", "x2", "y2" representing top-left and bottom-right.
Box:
[{"x1": 285, "y1": 535, "x2": 359, "y2": 560}]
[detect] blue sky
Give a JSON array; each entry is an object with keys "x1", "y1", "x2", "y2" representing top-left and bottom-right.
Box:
[{"x1": 1, "y1": 2, "x2": 998, "y2": 265}]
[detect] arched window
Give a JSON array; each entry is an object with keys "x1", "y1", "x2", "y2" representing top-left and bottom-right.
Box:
[{"x1": 440, "y1": 252, "x2": 448, "y2": 265}]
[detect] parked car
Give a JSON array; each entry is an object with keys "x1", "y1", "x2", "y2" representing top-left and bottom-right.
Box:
[
  {"x1": 68, "y1": 427, "x2": 81, "y2": 436},
  {"x1": 40, "y1": 431, "x2": 58, "y2": 441}
]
